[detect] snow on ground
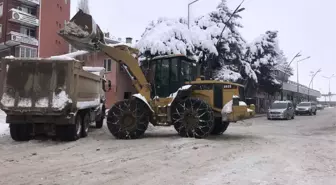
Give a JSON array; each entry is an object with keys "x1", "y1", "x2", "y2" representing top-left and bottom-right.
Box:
[
  {"x1": 0, "y1": 110, "x2": 8, "y2": 136},
  {"x1": 0, "y1": 108, "x2": 335, "y2": 184}
]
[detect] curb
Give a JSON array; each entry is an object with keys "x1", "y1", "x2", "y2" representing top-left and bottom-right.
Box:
[{"x1": 254, "y1": 114, "x2": 266, "y2": 118}]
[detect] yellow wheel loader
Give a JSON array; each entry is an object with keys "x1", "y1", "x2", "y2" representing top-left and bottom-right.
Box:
[{"x1": 58, "y1": 10, "x2": 256, "y2": 139}]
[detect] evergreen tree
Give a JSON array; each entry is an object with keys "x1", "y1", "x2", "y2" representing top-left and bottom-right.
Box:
[
  {"x1": 244, "y1": 30, "x2": 282, "y2": 95},
  {"x1": 195, "y1": 0, "x2": 248, "y2": 80}
]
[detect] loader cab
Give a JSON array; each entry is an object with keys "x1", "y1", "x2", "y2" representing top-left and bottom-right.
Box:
[{"x1": 140, "y1": 55, "x2": 198, "y2": 97}]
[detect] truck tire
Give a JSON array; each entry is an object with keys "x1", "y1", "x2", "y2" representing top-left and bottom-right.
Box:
[
  {"x1": 57, "y1": 114, "x2": 82, "y2": 141},
  {"x1": 211, "y1": 117, "x2": 230, "y2": 135},
  {"x1": 95, "y1": 106, "x2": 105, "y2": 129},
  {"x1": 107, "y1": 98, "x2": 150, "y2": 139},
  {"x1": 172, "y1": 97, "x2": 214, "y2": 138},
  {"x1": 9, "y1": 124, "x2": 32, "y2": 141},
  {"x1": 81, "y1": 113, "x2": 90, "y2": 137}
]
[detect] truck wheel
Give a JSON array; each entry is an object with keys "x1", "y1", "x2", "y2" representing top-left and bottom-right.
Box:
[
  {"x1": 9, "y1": 124, "x2": 32, "y2": 141},
  {"x1": 81, "y1": 113, "x2": 90, "y2": 137},
  {"x1": 95, "y1": 106, "x2": 105, "y2": 129},
  {"x1": 107, "y1": 98, "x2": 150, "y2": 139},
  {"x1": 172, "y1": 98, "x2": 214, "y2": 138},
  {"x1": 57, "y1": 114, "x2": 82, "y2": 141},
  {"x1": 95, "y1": 119, "x2": 104, "y2": 129},
  {"x1": 211, "y1": 117, "x2": 230, "y2": 135}
]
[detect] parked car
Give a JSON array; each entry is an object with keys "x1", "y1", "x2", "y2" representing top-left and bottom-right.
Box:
[
  {"x1": 317, "y1": 104, "x2": 324, "y2": 110},
  {"x1": 295, "y1": 102, "x2": 317, "y2": 115},
  {"x1": 267, "y1": 101, "x2": 295, "y2": 120}
]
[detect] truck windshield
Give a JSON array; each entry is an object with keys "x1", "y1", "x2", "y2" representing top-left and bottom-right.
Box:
[
  {"x1": 271, "y1": 103, "x2": 287, "y2": 109},
  {"x1": 298, "y1": 103, "x2": 311, "y2": 106}
]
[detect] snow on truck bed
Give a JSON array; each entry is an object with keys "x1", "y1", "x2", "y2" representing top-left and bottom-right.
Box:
[{"x1": 0, "y1": 91, "x2": 72, "y2": 110}]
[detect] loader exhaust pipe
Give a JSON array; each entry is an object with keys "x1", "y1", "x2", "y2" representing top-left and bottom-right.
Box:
[{"x1": 58, "y1": 9, "x2": 106, "y2": 51}]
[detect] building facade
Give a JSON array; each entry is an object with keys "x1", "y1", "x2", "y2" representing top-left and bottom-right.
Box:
[
  {"x1": 67, "y1": 36, "x2": 137, "y2": 108},
  {"x1": 254, "y1": 68, "x2": 321, "y2": 113},
  {"x1": 0, "y1": 0, "x2": 70, "y2": 58}
]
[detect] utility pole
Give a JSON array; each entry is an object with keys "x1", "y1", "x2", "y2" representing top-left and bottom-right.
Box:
[
  {"x1": 280, "y1": 51, "x2": 301, "y2": 100},
  {"x1": 188, "y1": 0, "x2": 200, "y2": 29},
  {"x1": 308, "y1": 69, "x2": 321, "y2": 101},
  {"x1": 323, "y1": 74, "x2": 335, "y2": 103},
  {"x1": 296, "y1": 56, "x2": 311, "y2": 94}
]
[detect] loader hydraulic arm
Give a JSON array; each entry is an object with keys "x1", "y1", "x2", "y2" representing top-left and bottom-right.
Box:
[{"x1": 99, "y1": 43, "x2": 151, "y2": 100}]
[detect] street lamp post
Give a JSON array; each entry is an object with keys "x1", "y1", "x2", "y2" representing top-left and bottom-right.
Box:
[
  {"x1": 307, "y1": 68, "x2": 321, "y2": 101},
  {"x1": 296, "y1": 56, "x2": 311, "y2": 94},
  {"x1": 280, "y1": 51, "x2": 301, "y2": 100},
  {"x1": 322, "y1": 74, "x2": 336, "y2": 103},
  {"x1": 188, "y1": 0, "x2": 200, "y2": 29}
]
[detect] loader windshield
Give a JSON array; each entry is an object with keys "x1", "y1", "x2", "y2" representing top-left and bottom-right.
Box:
[{"x1": 141, "y1": 56, "x2": 197, "y2": 97}]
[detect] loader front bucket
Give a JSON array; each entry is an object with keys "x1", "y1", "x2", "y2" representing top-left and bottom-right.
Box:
[{"x1": 58, "y1": 9, "x2": 106, "y2": 51}]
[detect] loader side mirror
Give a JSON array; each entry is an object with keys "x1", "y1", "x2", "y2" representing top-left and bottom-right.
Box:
[
  {"x1": 102, "y1": 80, "x2": 112, "y2": 92},
  {"x1": 102, "y1": 80, "x2": 107, "y2": 92},
  {"x1": 108, "y1": 80, "x2": 112, "y2": 91}
]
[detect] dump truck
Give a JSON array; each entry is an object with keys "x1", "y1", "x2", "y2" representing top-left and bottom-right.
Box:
[
  {"x1": 57, "y1": 10, "x2": 255, "y2": 140},
  {"x1": 0, "y1": 58, "x2": 111, "y2": 141}
]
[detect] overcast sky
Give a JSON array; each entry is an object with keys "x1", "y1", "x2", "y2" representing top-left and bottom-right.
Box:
[{"x1": 70, "y1": 0, "x2": 336, "y2": 100}]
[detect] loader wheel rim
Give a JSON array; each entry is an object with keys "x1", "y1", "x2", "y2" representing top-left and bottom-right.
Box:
[
  {"x1": 184, "y1": 112, "x2": 199, "y2": 130},
  {"x1": 121, "y1": 114, "x2": 137, "y2": 131}
]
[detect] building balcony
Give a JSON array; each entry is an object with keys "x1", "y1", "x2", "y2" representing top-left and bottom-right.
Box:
[
  {"x1": 16, "y1": 0, "x2": 40, "y2": 6},
  {"x1": 8, "y1": 8, "x2": 39, "y2": 27},
  {"x1": 8, "y1": 31, "x2": 38, "y2": 46}
]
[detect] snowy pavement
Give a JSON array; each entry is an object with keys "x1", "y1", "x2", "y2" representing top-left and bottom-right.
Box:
[{"x1": 0, "y1": 108, "x2": 335, "y2": 185}]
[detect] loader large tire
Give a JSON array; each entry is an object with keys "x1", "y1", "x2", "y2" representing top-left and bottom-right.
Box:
[
  {"x1": 107, "y1": 98, "x2": 150, "y2": 139},
  {"x1": 211, "y1": 117, "x2": 230, "y2": 135},
  {"x1": 172, "y1": 98, "x2": 214, "y2": 138},
  {"x1": 10, "y1": 124, "x2": 32, "y2": 141}
]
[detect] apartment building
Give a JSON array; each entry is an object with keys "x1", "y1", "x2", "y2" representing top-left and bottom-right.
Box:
[{"x1": 0, "y1": 0, "x2": 70, "y2": 58}]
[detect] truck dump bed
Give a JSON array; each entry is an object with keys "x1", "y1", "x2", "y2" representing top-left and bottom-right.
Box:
[{"x1": 0, "y1": 58, "x2": 103, "y2": 115}]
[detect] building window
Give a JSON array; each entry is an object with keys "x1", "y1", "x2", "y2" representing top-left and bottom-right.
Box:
[
  {"x1": 0, "y1": 3, "x2": 3, "y2": 17},
  {"x1": 104, "y1": 59, "x2": 112, "y2": 72},
  {"x1": 17, "y1": 6, "x2": 37, "y2": 16},
  {"x1": 20, "y1": 27, "x2": 36, "y2": 37},
  {"x1": 15, "y1": 46, "x2": 37, "y2": 58}
]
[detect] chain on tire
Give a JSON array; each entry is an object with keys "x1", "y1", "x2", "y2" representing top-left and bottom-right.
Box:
[
  {"x1": 172, "y1": 97, "x2": 214, "y2": 138},
  {"x1": 106, "y1": 98, "x2": 150, "y2": 139}
]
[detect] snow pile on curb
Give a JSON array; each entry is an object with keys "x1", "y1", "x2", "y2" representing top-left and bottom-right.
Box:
[{"x1": 0, "y1": 110, "x2": 9, "y2": 136}]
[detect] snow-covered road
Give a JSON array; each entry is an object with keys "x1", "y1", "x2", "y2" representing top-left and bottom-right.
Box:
[{"x1": 0, "y1": 108, "x2": 335, "y2": 185}]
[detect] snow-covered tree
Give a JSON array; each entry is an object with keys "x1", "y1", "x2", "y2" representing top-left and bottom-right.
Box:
[
  {"x1": 244, "y1": 30, "x2": 282, "y2": 95},
  {"x1": 77, "y1": 0, "x2": 90, "y2": 14},
  {"x1": 275, "y1": 50, "x2": 294, "y2": 76},
  {"x1": 136, "y1": 0, "x2": 257, "y2": 83},
  {"x1": 135, "y1": 18, "x2": 217, "y2": 59},
  {"x1": 195, "y1": 0, "x2": 249, "y2": 81}
]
